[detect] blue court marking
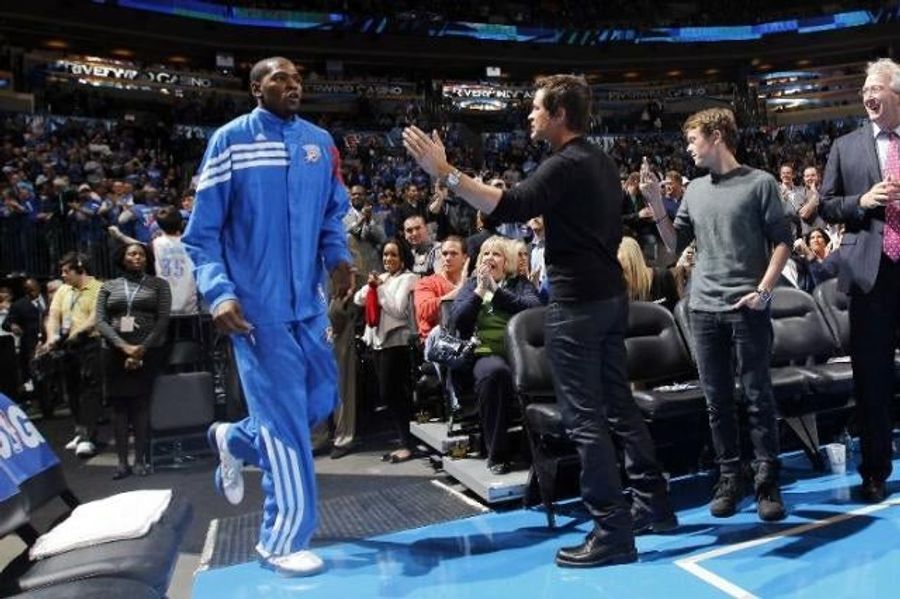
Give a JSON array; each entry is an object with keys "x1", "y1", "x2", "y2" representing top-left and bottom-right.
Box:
[{"x1": 193, "y1": 455, "x2": 900, "y2": 598}]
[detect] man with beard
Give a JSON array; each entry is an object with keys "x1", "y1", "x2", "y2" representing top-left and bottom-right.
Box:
[{"x1": 185, "y1": 56, "x2": 353, "y2": 576}]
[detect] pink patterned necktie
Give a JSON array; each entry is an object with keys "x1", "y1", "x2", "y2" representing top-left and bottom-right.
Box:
[{"x1": 884, "y1": 131, "x2": 900, "y2": 261}]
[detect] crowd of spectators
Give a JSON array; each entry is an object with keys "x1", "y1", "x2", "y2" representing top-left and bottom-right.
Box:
[
  {"x1": 0, "y1": 100, "x2": 864, "y2": 474},
  {"x1": 0, "y1": 104, "x2": 859, "y2": 296}
]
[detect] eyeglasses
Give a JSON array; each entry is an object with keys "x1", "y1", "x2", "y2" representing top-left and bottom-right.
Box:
[{"x1": 859, "y1": 85, "x2": 887, "y2": 98}]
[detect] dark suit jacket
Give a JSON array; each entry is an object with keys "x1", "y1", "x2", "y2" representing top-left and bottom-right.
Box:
[
  {"x1": 1, "y1": 296, "x2": 44, "y2": 349},
  {"x1": 820, "y1": 122, "x2": 887, "y2": 294}
]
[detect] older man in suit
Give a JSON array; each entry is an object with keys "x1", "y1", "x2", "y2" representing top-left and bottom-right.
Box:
[{"x1": 820, "y1": 58, "x2": 900, "y2": 503}]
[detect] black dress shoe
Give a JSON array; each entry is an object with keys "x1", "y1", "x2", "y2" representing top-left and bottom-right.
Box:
[
  {"x1": 860, "y1": 479, "x2": 886, "y2": 503},
  {"x1": 555, "y1": 532, "x2": 638, "y2": 568},
  {"x1": 632, "y1": 509, "x2": 679, "y2": 536}
]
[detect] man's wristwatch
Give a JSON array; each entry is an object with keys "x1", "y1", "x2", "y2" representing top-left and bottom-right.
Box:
[
  {"x1": 444, "y1": 167, "x2": 462, "y2": 189},
  {"x1": 756, "y1": 287, "x2": 772, "y2": 304}
]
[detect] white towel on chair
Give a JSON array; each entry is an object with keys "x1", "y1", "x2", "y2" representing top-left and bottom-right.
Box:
[{"x1": 29, "y1": 489, "x2": 173, "y2": 560}]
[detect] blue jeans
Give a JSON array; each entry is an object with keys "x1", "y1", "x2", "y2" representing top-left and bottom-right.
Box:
[
  {"x1": 690, "y1": 308, "x2": 779, "y2": 480},
  {"x1": 546, "y1": 296, "x2": 668, "y2": 539}
]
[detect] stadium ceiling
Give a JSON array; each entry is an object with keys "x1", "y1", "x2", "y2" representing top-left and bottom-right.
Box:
[{"x1": 0, "y1": 0, "x2": 897, "y2": 81}]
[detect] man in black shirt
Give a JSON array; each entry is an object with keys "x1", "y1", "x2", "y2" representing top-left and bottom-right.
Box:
[{"x1": 404, "y1": 75, "x2": 675, "y2": 568}]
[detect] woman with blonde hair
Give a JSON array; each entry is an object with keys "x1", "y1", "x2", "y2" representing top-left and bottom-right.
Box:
[
  {"x1": 512, "y1": 239, "x2": 530, "y2": 280},
  {"x1": 450, "y1": 235, "x2": 541, "y2": 474},
  {"x1": 617, "y1": 236, "x2": 679, "y2": 310}
]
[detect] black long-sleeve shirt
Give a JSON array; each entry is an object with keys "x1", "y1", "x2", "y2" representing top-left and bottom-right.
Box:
[
  {"x1": 96, "y1": 273, "x2": 172, "y2": 350},
  {"x1": 491, "y1": 137, "x2": 625, "y2": 302}
]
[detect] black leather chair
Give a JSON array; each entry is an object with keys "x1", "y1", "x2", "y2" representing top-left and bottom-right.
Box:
[
  {"x1": 0, "y1": 464, "x2": 192, "y2": 597},
  {"x1": 813, "y1": 279, "x2": 851, "y2": 354},
  {"x1": 625, "y1": 302, "x2": 708, "y2": 460},
  {"x1": 150, "y1": 370, "x2": 216, "y2": 468},
  {"x1": 672, "y1": 298, "x2": 697, "y2": 366},
  {"x1": 812, "y1": 277, "x2": 900, "y2": 386},
  {"x1": 769, "y1": 287, "x2": 853, "y2": 467},
  {"x1": 505, "y1": 306, "x2": 577, "y2": 527},
  {"x1": 9, "y1": 577, "x2": 162, "y2": 599}
]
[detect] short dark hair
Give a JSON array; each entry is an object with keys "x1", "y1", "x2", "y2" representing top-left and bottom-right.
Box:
[
  {"x1": 156, "y1": 206, "x2": 183, "y2": 235},
  {"x1": 59, "y1": 251, "x2": 90, "y2": 275},
  {"x1": 403, "y1": 214, "x2": 426, "y2": 229},
  {"x1": 442, "y1": 235, "x2": 467, "y2": 254},
  {"x1": 535, "y1": 74, "x2": 592, "y2": 134},
  {"x1": 249, "y1": 56, "x2": 293, "y2": 84},
  {"x1": 113, "y1": 242, "x2": 156, "y2": 276}
]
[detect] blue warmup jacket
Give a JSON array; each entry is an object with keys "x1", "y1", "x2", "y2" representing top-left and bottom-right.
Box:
[{"x1": 184, "y1": 107, "x2": 350, "y2": 324}]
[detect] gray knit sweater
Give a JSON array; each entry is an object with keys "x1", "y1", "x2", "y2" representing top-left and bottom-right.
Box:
[{"x1": 96, "y1": 273, "x2": 172, "y2": 349}]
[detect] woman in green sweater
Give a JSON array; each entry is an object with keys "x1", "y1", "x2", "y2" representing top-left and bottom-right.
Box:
[{"x1": 450, "y1": 236, "x2": 541, "y2": 474}]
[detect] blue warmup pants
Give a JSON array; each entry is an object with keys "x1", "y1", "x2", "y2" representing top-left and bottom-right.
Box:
[{"x1": 224, "y1": 314, "x2": 338, "y2": 556}]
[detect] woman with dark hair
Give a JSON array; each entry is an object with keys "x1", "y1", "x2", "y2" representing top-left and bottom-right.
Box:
[
  {"x1": 96, "y1": 243, "x2": 172, "y2": 479},
  {"x1": 353, "y1": 238, "x2": 419, "y2": 463},
  {"x1": 787, "y1": 227, "x2": 838, "y2": 292}
]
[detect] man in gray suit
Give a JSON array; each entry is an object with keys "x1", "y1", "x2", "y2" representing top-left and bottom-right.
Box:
[{"x1": 820, "y1": 58, "x2": 900, "y2": 503}]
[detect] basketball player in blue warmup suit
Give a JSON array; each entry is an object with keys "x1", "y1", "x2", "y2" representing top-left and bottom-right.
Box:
[{"x1": 183, "y1": 57, "x2": 353, "y2": 576}]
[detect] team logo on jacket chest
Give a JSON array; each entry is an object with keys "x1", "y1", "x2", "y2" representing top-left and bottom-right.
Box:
[{"x1": 303, "y1": 144, "x2": 321, "y2": 163}]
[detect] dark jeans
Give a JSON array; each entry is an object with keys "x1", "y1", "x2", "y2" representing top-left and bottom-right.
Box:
[
  {"x1": 546, "y1": 295, "x2": 667, "y2": 539},
  {"x1": 849, "y1": 255, "x2": 900, "y2": 483},
  {"x1": 375, "y1": 346, "x2": 413, "y2": 449},
  {"x1": 690, "y1": 308, "x2": 779, "y2": 481}
]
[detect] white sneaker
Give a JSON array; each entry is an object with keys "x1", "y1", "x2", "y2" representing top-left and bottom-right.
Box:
[
  {"x1": 208, "y1": 422, "x2": 244, "y2": 505},
  {"x1": 65, "y1": 435, "x2": 81, "y2": 451},
  {"x1": 74, "y1": 440, "x2": 96, "y2": 457},
  {"x1": 265, "y1": 550, "x2": 325, "y2": 577}
]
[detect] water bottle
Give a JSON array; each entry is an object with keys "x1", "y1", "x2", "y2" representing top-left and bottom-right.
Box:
[{"x1": 840, "y1": 428, "x2": 854, "y2": 466}]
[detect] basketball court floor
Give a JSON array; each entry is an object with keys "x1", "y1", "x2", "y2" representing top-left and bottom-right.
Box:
[{"x1": 193, "y1": 450, "x2": 900, "y2": 598}]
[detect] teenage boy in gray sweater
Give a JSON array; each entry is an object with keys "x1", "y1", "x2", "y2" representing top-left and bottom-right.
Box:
[{"x1": 642, "y1": 108, "x2": 793, "y2": 521}]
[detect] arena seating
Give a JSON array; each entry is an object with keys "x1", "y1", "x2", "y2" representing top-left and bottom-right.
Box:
[
  {"x1": 0, "y1": 461, "x2": 191, "y2": 596},
  {"x1": 506, "y1": 286, "x2": 865, "y2": 525}
]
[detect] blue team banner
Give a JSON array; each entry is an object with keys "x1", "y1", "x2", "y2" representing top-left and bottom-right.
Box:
[{"x1": 0, "y1": 394, "x2": 59, "y2": 502}]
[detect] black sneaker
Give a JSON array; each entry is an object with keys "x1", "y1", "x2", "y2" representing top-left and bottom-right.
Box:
[
  {"x1": 709, "y1": 475, "x2": 744, "y2": 518},
  {"x1": 756, "y1": 481, "x2": 787, "y2": 521}
]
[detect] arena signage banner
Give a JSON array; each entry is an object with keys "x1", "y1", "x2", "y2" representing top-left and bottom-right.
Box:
[
  {"x1": 0, "y1": 393, "x2": 59, "y2": 502},
  {"x1": 600, "y1": 82, "x2": 734, "y2": 102},
  {"x1": 50, "y1": 58, "x2": 235, "y2": 91},
  {"x1": 442, "y1": 83, "x2": 535, "y2": 112},
  {"x1": 303, "y1": 81, "x2": 416, "y2": 98}
]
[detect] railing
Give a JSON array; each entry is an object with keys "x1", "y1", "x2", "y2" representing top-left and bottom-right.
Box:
[{"x1": 0, "y1": 218, "x2": 116, "y2": 280}]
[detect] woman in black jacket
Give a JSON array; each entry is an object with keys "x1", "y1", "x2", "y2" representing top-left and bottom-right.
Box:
[{"x1": 450, "y1": 236, "x2": 541, "y2": 474}]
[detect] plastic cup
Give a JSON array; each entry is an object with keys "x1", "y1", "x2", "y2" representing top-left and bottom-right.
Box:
[{"x1": 824, "y1": 443, "x2": 847, "y2": 475}]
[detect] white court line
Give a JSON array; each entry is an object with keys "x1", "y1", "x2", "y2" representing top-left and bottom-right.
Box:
[
  {"x1": 430, "y1": 479, "x2": 490, "y2": 513},
  {"x1": 674, "y1": 498, "x2": 900, "y2": 598}
]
